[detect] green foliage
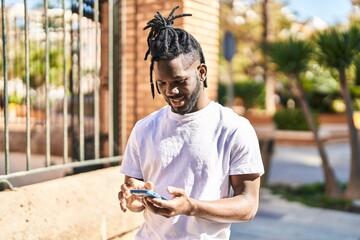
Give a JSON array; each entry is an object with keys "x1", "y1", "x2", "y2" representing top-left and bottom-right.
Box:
[
  {"x1": 234, "y1": 80, "x2": 265, "y2": 109},
  {"x1": 15, "y1": 43, "x2": 68, "y2": 89},
  {"x1": 218, "y1": 80, "x2": 265, "y2": 109},
  {"x1": 307, "y1": 91, "x2": 341, "y2": 113},
  {"x1": 315, "y1": 25, "x2": 360, "y2": 70},
  {"x1": 354, "y1": 57, "x2": 360, "y2": 86},
  {"x1": 276, "y1": 87, "x2": 346, "y2": 113},
  {"x1": 218, "y1": 81, "x2": 227, "y2": 105},
  {"x1": 301, "y1": 63, "x2": 340, "y2": 93},
  {"x1": 350, "y1": 86, "x2": 360, "y2": 111},
  {"x1": 219, "y1": 0, "x2": 292, "y2": 82},
  {"x1": 8, "y1": 93, "x2": 23, "y2": 104},
  {"x1": 273, "y1": 108, "x2": 317, "y2": 131},
  {"x1": 0, "y1": 40, "x2": 70, "y2": 90},
  {"x1": 268, "y1": 183, "x2": 354, "y2": 212},
  {"x1": 350, "y1": 85, "x2": 360, "y2": 98},
  {"x1": 268, "y1": 38, "x2": 314, "y2": 76}
]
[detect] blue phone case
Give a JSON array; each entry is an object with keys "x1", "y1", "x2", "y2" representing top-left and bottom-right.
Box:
[{"x1": 130, "y1": 189, "x2": 166, "y2": 200}]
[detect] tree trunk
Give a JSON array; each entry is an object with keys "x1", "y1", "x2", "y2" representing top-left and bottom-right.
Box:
[
  {"x1": 290, "y1": 76, "x2": 341, "y2": 198},
  {"x1": 338, "y1": 69, "x2": 360, "y2": 200},
  {"x1": 261, "y1": 0, "x2": 276, "y2": 115}
]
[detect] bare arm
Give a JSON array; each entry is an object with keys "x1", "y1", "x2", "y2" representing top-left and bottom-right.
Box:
[{"x1": 143, "y1": 173, "x2": 261, "y2": 223}]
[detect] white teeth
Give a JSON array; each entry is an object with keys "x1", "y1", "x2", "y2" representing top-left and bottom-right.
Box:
[
  {"x1": 171, "y1": 96, "x2": 184, "y2": 101},
  {"x1": 170, "y1": 97, "x2": 184, "y2": 106}
]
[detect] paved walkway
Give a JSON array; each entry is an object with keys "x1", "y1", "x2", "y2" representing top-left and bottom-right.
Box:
[
  {"x1": 3, "y1": 128, "x2": 359, "y2": 239},
  {"x1": 230, "y1": 142, "x2": 360, "y2": 240},
  {"x1": 268, "y1": 142, "x2": 351, "y2": 186},
  {"x1": 230, "y1": 189, "x2": 360, "y2": 240}
]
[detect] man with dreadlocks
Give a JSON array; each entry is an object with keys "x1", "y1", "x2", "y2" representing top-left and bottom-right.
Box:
[{"x1": 118, "y1": 6, "x2": 264, "y2": 239}]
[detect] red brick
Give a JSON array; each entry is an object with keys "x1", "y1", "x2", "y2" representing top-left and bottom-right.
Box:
[{"x1": 116, "y1": 0, "x2": 219, "y2": 148}]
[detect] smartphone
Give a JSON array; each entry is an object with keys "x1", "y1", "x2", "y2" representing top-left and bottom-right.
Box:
[{"x1": 130, "y1": 189, "x2": 167, "y2": 200}]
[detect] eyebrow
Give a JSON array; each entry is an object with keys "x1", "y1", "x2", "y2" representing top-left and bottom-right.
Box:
[{"x1": 156, "y1": 75, "x2": 187, "y2": 82}]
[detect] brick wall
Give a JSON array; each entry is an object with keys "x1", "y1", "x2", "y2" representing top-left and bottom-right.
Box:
[{"x1": 119, "y1": 0, "x2": 219, "y2": 150}]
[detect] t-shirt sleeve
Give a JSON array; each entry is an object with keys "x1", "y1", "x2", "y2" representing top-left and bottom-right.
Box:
[
  {"x1": 229, "y1": 119, "x2": 265, "y2": 176},
  {"x1": 120, "y1": 125, "x2": 144, "y2": 179}
]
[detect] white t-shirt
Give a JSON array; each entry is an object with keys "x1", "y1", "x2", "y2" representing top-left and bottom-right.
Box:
[{"x1": 120, "y1": 101, "x2": 264, "y2": 240}]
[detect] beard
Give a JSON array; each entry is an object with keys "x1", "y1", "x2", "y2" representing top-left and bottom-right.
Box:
[{"x1": 166, "y1": 77, "x2": 201, "y2": 115}]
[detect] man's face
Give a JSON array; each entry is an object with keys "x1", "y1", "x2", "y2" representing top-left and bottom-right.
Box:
[{"x1": 154, "y1": 55, "x2": 207, "y2": 115}]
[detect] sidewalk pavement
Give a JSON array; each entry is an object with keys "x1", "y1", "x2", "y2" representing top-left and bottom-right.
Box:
[
  {"x1": 230, "y1": 188, "x2": 360, "y2": 240},
  {"x1": 230, "y1": 141, "x2": 360, "y2": 240}
]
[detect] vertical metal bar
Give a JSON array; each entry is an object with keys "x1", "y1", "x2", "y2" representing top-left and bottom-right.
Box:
[
  {"x1": 1, "y1": 0, "x2": 10, "y2": 174},
  {"x1": 24, "y1": 0, "x2": 31, "y2": 170},
  {"x1": 78, "y1": 0, "x2": 85, "y2": 161},
  {"x1": 44, "y1": 0, "x2": 51, "y2": 166},
  {"x1": 94, "y1": 0, "x2": 100, "y2": 159},
  {"x1": 108, "y1": 0, "x2": 114, "y2": 157},
  {"x1": 70, "y1": 0, "x2": 75, "y2": 162},
  {"x1": 14, "y1": 17, "x2": 18, "y2": 78},
  {"x1": 120, "y1": 0, "x2": 127, "y2": 153},
  {"x1": 62, "y1": 0, "x2": 68, "y2": 163}
]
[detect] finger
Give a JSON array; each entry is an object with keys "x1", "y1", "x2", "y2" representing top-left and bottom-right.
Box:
[
  {"x1": 120, "y1": 183, "x2": 131, "y2": 196},
  {"x1": 147, "y1": 197, "x2": 164, "y2": 207},
  {"x1": 118, "y1": 191, "x2": 127, "y2": 212},
  {"x1": 143, "y1": 197, "x2": 163, "y2": 213},
  {"x1": 145, "y1": 181, "x2": 154, "y2": 190},
  {"x1": 167, "y1": 186, "x2": 183, "y2": 196},
  {"x1": 118, "y1": 190, "x2": 122, "y2": 201},
  {"x1": 144, "y1": 198, "x2": 168, "y2": 215},
  {"x1": 126, "y1": 177, "x2": 142, "y2": 188}
]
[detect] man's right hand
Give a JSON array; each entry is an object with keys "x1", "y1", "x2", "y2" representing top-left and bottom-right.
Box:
[{"x1": 118, "y1": 176, "x2": 154, "y2": 213}]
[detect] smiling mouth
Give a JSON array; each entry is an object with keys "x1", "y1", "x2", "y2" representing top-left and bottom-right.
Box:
[{"x1": 169, "y1": 96, "x2": 185, "y2": 106}]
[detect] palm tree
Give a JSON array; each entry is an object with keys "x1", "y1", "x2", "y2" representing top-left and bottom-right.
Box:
[
  {"x1": 316, "y1": 26, "x2": 360, "y2": 200},
  {"x1": 268, "y1": 37, "x2": 341, "y2": 198}
]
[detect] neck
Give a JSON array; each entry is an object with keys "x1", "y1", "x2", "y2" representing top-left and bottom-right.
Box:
[{"x1": 195, "y1": 93, "x2": 211, "y2": 111}]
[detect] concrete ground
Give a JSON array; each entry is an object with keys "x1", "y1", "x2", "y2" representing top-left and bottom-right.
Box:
[
  {"x1": 230, "y1": 188, "x2": 360, "y2": 240},
  {"x1": 229, "y1": 141, "x2": 360, "y2": 240},
  {"x1": 268, "y1": 141, "x2": 351, "y2": 186},
  {"x1": 2, "y1": 129, "x2": 359, "y2": 239},
  {"x1": 0, "y1": 167, "x2": 144, "y2": 240}
]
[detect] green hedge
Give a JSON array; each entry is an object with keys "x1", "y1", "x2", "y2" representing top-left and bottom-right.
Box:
[
  {"x1": 273, "y1": 108, "x2": 318, "y2": 131},
  {"x1": 278, "y1": 89, "x2": 360, "y2": 113},
  {"x1": 218, "y1": 80, "x2": 265, "y2": 109}
]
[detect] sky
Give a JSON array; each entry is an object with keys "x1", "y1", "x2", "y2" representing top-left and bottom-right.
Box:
[
  {"x1": 4, "y1": 0, "x2": 68, "y2": 8},
  {"x1": 4, "y1": 0, "x2": 354, "y2": 26},
  {"x1": 280, "y1": 0, "x2": 353, "y2": 25}
]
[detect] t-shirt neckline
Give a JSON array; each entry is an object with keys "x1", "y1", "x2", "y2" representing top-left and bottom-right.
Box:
[{"x1": 167, "y1": 101, "x2": 215, "y2": 121}]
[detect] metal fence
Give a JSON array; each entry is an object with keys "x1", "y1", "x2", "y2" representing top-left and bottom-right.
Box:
[{"x1": 0, "y1": 0, "x2": 122, "y2": 190}]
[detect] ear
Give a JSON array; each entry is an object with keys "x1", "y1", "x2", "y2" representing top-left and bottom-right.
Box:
[{"x1": 197, "y1": 63, "x2": 207, "y2": 83}]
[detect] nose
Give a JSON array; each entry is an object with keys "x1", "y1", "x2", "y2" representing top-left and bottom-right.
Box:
[{"x1": 167, "y1": 86, "x2": 179, "y2": 95}]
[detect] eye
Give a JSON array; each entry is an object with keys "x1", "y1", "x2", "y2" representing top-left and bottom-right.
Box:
[{"x1": 176, "y1": 79, "x2": 185, "y2": 84}]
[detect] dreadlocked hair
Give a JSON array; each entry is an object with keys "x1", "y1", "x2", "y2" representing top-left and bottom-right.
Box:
[{"x1": 143, "y1": 6, "x2": 207, "y2": 99}]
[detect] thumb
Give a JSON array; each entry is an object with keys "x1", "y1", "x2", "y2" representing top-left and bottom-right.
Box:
[
  {"x1": 167, "y1": 186, "x2": 183, "y2": 196},
  {"x1": 144, "y1": 181, "x2": 154, "y2": 190}
]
